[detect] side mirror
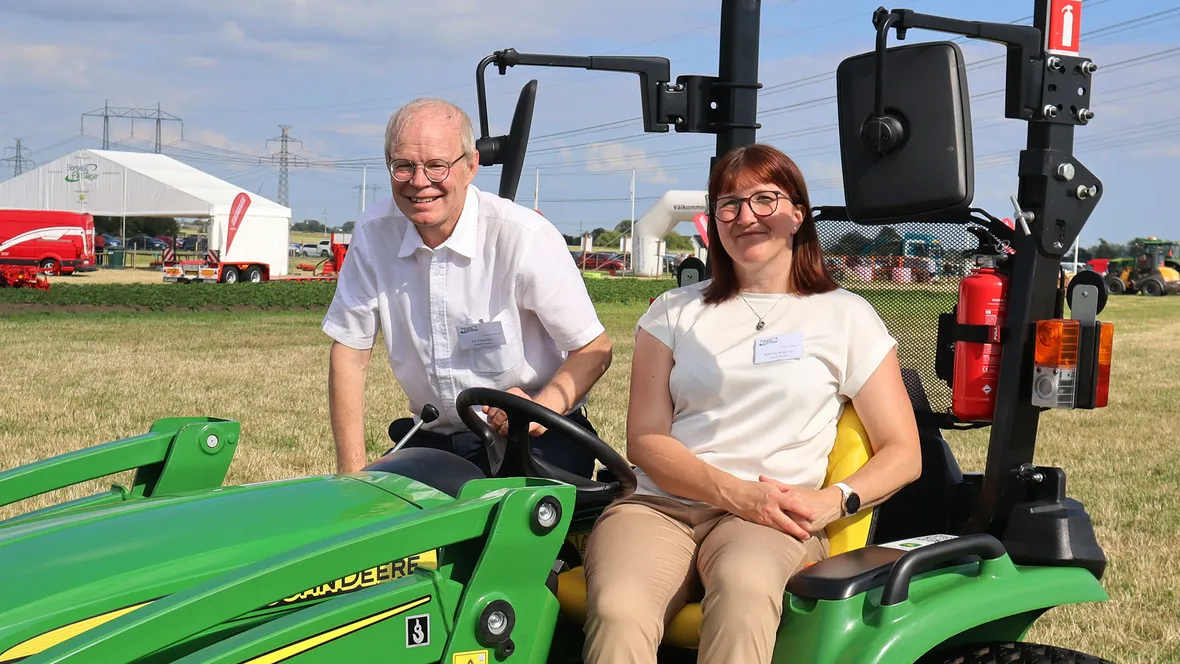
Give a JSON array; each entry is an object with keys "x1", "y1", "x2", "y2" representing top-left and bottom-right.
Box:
[
  {"x1": 835, "y1": 41, "x2": 974, "y2": 222},
  {"x1": 476, "y1": 79, "x2": 538, "y2": 202}
]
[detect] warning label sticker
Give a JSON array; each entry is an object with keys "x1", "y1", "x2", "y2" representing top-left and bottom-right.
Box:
[
  {"x1": 452, "y1": 650, "x2": 489, "y2": 664},
  {"x1": 878, "y1": 534, "x2": 958, "y2": 551}
]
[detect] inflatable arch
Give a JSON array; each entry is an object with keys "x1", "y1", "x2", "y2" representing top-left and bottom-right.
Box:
[{"x1": 632, "y1": 190, "x2": 710, "y2": 277}]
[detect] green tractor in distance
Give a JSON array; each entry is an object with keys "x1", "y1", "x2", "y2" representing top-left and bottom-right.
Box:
[
  {"x1": 1143, "y1": 238, "x2": 1180, "y2": 272},
  {"x1": 0, "y1": 2, "x2": 1121, "y2": 663}
]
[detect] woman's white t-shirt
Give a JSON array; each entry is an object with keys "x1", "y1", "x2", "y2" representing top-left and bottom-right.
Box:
[{"x1": 633, "y1": 280, "x2": 897, "y2": 503}]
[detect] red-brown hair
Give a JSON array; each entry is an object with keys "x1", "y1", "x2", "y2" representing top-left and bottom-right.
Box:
[{"x1": 702, "y1": 144, "x2": 838, "y2": 304}]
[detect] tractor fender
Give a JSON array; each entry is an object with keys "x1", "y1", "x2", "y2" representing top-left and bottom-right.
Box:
[{"x1": 776, "y1": 556, "x2": 1109, "y2": 664}]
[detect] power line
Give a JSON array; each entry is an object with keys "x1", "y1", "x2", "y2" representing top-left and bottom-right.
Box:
[
  {"x1": 1, "y1": 139, "x2": 35, "y2": 177},
  {"x1": 262, "y1": 125, "x2": 308, "y2": 207},
  {"x1": 80, "y1": 101, "x2": 183, "y2": 152}
]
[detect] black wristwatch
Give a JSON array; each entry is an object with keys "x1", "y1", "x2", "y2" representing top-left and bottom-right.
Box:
[{"x1": 834, "y1": 482, "x2": 860, "y2": 516}]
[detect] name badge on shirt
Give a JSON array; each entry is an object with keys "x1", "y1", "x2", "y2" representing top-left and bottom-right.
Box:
[
  {"x1": 458, "y1": 321, "x2": 506, "y2": 350},
  {"x1": 754, "y1": 332, "x2": 803, "y2": 364}
]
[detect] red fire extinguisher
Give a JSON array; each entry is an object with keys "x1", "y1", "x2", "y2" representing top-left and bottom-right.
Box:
[{"x1": 952, "y1": 262, "x2": 1010, "y2": 422}]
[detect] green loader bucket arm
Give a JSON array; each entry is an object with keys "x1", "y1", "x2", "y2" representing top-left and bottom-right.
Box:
[
  {"x1": 0, "y1": 418, "x2": 240, "y2": 518},
  {"x1": 23, "y1": 478, "x2": 574, "y2": 664}
]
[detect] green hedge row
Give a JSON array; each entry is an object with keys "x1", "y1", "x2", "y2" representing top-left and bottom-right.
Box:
[{"x1": 0, "y1": 277, "x2": 679, "y2": 310}]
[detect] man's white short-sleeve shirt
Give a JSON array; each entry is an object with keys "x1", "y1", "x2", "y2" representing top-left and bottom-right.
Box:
[
  {"x1": 322, "y1": 185, "x2": 605, "y2": 434},
  {"x1": 633, "y1": 281, "x2": 897, "y2": 503}
]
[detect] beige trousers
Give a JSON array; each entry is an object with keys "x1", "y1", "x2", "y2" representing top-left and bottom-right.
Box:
[{"x1": 582, "y1": 494, "x2": 828, "y2": 664}]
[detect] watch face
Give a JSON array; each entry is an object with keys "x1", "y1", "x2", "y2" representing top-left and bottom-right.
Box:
[{"x1": 847, "y1": 493, "x2": 861, "y2": 515}]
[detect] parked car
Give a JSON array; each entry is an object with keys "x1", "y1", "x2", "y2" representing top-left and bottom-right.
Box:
[
  {"x1": 300, "y1": 240, "x2": 331, "y2": 257},
  {"x1": 180, "y1": 236, "x2": 208, "y2": 252},
  {"x1": 125, "y1": 235, "x2": 167, "y2": 250},
  {"x1": 571, "y1": 251, "x2": 624, "y2": 271}
]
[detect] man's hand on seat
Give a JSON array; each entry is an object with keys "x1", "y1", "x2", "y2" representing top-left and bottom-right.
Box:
[
  {"x1": 759, "y1": 475, "x2": 844, "y2": 535},
  {"x1": 483, "y1": 387, "x2": 547, "y2": 437}
]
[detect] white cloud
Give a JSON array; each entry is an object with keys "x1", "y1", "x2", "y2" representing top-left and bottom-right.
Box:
[
  {"x1": 576, "y1": 141, "x2": 674, "y2": 184},
  {"x1": 4, "y1": 0, "x2": 713, "y2": 55},
  {"x1": 0, "y1": 42, "x2": 118, "y2": 91},
  {"x1": 185, "y1": 128, "x2": 264, "y2": 157},
  {"x1": 178, "y1": 55, "x2": 219, "y2": 69},
  {"x1": 212, "y1": 21, "x2": 331, "y2": 63}
]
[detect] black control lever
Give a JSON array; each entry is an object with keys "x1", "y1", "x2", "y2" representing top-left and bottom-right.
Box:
[{"x1": 388, "y1": 404, "x2": 440, "y2": 454}]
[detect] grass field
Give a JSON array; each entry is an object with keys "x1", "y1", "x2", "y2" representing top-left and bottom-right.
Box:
[{"x1": 0, "y1": 296, "x2": 1177, "y2": 662}]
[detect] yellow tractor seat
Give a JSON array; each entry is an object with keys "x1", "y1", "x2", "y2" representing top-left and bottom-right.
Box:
[{"x1": 554, "y1": 404, "x2": 876, "y2": 650}]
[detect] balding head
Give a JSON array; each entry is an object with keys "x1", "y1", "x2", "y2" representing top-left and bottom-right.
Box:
[{"x1": 384, "y1": 98, "x2": 477, "y2": 168}]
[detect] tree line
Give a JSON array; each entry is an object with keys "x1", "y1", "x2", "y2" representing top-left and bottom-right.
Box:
[{"x1": 561, "y1": 220, "x2": 696, "y2": 251}]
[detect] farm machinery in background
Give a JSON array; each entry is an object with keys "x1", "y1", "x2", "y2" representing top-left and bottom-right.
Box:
[
  {"x1": 0, "y1": 266, "x2": 50, "y2": 290},
  {"x1": 162, "y1": 193, "x2": 349, "y2": 284},
  {"x1": 0, "y1": 209, "x2": 98, "y2": 289},
  {"x1": 294, "y1": 234, "x2": 351, "y2": 278},
  {"x1": 1090, "y1": 237, "x2": 1180, "y2": 296}
]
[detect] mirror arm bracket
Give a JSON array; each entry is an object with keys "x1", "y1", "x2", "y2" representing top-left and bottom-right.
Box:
[
  {"x1": 871, "y1": 7, "x2": 1043, "y2": 121},
  {"x1": 476, "y1": 47, "x2": 762, "y2": 161}
]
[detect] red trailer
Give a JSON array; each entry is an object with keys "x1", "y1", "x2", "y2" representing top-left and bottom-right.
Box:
[{"x1": 0, "y1": 210, "x2": 97, "y2": 276}]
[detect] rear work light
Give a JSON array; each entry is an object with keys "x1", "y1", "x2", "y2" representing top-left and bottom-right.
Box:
[{"x1": 1032, "y1": 318, "x2": 1113, "y2": 410}]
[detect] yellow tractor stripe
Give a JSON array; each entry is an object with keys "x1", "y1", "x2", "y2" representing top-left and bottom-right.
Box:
[
  {"x1": 0, "y1": 601, "x2": 153, "y2": 662},
  {"x1": 244, "y1": 596, "x2": 431, "y2": 664}
]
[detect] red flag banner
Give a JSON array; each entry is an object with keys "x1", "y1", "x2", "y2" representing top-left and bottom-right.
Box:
[
  {"x1": 226, "y1": 192, "x2": 251, "y2": 255},
  {"x1": 692, "y1": 211, "x2": 709, "y2": 249}
]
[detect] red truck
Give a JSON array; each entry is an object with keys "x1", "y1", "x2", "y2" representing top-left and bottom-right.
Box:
[{"x1": 0, "y1": 210, "x2": 97, "y2": 275}]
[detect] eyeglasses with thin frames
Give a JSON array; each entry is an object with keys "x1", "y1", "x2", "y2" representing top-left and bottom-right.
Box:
[
  {"x1": 712, "y1": 191, "x2": 791, "y2": 222},
  {"x1": 388, "y1": 154, "x2": 467, "y2": 183}
]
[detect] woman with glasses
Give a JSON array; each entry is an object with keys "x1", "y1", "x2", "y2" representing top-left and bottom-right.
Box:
[{"x1": 581, "y1": 144, "x2": 921, "y2": 664}]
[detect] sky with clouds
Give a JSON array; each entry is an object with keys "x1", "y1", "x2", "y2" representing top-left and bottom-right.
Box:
[{"x1": 1, "y1": 0, "x2": 1176, "y2": 247}]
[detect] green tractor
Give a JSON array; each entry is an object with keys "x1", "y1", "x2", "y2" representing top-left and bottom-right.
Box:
[
  {"x1": 1144, "y1": 238, "x2": 1180, "y2": 272},
  {"x1": 0, "y1": 2, "x2": 1121, "y2": 663}
]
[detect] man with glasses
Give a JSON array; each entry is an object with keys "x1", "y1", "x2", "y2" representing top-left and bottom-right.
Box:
[{"x1": 322, "y1": 98, "x2": 613, "y2": 480}]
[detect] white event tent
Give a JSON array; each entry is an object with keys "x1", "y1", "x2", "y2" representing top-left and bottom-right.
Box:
[{"x1": 0, "y1": 149, "x2": 292, "y2": 275}]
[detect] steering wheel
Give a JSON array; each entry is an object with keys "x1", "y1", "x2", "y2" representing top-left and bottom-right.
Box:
[{"x1": 455, "y1": 387, "x2": 637, "y2": 510}]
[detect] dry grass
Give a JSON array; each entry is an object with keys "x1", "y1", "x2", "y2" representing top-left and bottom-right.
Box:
[
  {"x1": 0, "y1": 297, "x2": 1177, "y2": 662},
  {"x1": 47, "y1": 267, "x2": 165, "y2": 285},
  {"x1": 46, "y1": 256, "x2": 329, "y2": 286}
]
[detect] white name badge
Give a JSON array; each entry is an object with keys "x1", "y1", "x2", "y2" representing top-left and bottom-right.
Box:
[
  {"x1": 754, "y1": 332, "x2": 803, "y2": 364},
  {"x1": 458, "y1": 321, "x2": 506, "y2": 350}
]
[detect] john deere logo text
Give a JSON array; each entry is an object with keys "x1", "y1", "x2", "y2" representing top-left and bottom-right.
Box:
[
  {"x1": 267, "y1": 554, "x2": 427, "y2": 607},
  {"x1": 65, "y1": 164, "x2": 98, "y2": 182}
]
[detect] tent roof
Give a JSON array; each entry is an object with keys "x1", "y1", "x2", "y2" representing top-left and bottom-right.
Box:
[
  {"x1": 0, "y1": 149, "x2": 290, "y2": 219},
  {"x1": 87, "y1": 149, "x2": 290, "y2": 217}
]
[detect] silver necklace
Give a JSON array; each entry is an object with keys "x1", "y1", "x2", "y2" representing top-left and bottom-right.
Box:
[{"x1": 739, "y1": 293, "x2": 786, "y2": 331}]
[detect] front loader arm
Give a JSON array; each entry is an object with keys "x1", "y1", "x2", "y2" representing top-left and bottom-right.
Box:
[
  {"x1": 26, "y1": 478, "x2": 574, "y2": 664},
  {"x1": 0, "y1": 417, "x2": 239, "y2": 516}
]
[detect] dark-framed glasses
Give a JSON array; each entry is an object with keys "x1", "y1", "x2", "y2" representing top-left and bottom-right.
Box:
[
  {"x1": 388, "y1": 154, "x2": 466, "y2": 183},
  {"x1": 713, "y1": 191, "x2": 790, "y2": 222}
]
